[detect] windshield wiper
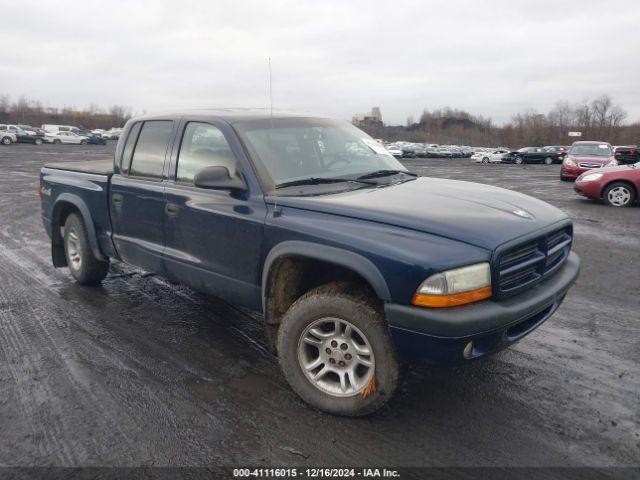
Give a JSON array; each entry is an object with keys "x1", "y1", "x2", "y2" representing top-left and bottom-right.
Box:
[
  {"x1": 275, "y1": 177, "x2": 376, "y2": 189},
  {"x1": 357, "y1": 169, "x2": 418, "y2": 180}
]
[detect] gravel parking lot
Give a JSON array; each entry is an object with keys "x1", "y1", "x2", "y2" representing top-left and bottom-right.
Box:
[{"x1": 0, "y1": 143, "x2": 638, "y2": 469}]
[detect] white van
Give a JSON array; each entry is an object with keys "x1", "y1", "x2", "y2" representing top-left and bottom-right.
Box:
[{"x1": 41, "y1": 124, "x2": 79, "y2": 134}]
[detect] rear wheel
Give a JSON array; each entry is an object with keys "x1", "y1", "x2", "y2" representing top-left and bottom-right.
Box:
[
  {"x1": 277, "y1": 283, "x2": 399, "y2": 416},
  {"x1": 80, "y1": 139, "x2": 87, "y2": 145},
  {"x1": 603, "y1": 182, "x2": 635, "y2": 207},
  {"x1": 1, "y1": 136, "x2": 12, "y2": 145},
  {"x1": 515, "y1": 157, "x2": 523, "y2": 165},
  {"x1": 482, "y1": 157, "x2": 489, "y2": 163},
  {"x1": 54, "y1": 139, "x2": 61, "y2": 144},
  {"x1": 63, "y1": 213, "x2": 109, "y2": 284}
]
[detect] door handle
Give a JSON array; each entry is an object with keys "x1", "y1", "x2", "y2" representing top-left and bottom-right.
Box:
[
  {"x1": 112, "y1": 194, "x2": 123, "y2": 205},
  {"x1": 165, "y1": 203, "x2": 179, "y2": 216}
]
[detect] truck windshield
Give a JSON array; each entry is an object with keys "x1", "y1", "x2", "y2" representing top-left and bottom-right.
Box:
[
  {"x1": 569, "y1": 144, "x2": 612, "y2": 156},
  {"x1": 234, "y1": 118, "x2": 408, "y2": 189}
]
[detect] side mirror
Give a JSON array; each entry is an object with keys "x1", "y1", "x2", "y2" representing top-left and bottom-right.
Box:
[{"x1": 193, "y1": 166, "x2": 247, "y2": 192}]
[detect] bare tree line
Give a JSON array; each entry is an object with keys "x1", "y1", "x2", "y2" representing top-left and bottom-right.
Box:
[
  {"x1": 365, "y1": 95, "x2": 639, "y2": 148},
  {"x1": 0, "y1": 95, "x2": 133, "y2": 129}
]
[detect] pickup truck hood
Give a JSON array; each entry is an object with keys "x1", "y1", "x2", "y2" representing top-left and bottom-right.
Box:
[{"x1": 272, "y1": 177, "x2": 568, "y2": 250}]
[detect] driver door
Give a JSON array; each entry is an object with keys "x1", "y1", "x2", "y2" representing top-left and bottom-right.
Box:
[{"x1": 163, "y1": 120, "x2": 266, "y2": 309}]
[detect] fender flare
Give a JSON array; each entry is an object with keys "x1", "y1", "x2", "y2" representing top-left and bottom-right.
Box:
[
  {"x1": 261, "y1": 240, "x2": 391, "y2": 311},
  {"x1": 51, "y1": 193, "x2": 106, "y2": 261}
]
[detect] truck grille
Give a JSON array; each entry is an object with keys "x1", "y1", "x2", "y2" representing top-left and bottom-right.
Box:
[{"x1": 496, "y1": 225, "x2": 572, "y2": 297}]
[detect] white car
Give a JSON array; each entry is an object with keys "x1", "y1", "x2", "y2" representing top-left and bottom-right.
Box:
[
  {"x1": 472, "y1": 149, "x2": 509, "y2": 164},
  {"x1": 1, "y1": 131, "x2": 17, "y2": 145},
  {"x1": 46, "y1": 131, "x2": 89, "y2": 145},
  {"x1": 385, "y1": 146, "x2": 403, "y2": 158},
  {"x1": 102, "y1": 128, "x2": 122, "y2": 140}
]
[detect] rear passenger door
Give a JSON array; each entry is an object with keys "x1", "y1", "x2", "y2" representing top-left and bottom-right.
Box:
[{"x1": 110, "y1": 120, "x2": 175, "y2": 274}]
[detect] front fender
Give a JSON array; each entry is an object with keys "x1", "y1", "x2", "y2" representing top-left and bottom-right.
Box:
[{"x1": 261, "y1": 240, "x2": 391, "y2": 311}]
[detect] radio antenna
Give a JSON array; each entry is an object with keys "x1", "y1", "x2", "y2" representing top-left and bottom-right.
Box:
[{"x1": 268, "y1": 57, "x2": 274, "y2": 119}]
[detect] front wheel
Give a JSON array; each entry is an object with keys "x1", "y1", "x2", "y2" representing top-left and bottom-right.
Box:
[
  {"x1": 544, "y1": 156, "x2": 553, "y2": 165},
  {"x1": 80, "y1": 139, "x2": 87, "y2": 145},
  {"x1": 515, "y1": 157, "x2": 523, "y2": 165},
  {"x1": 482, "y1": 157, "x2": 489, "y2": 163},
  {"x1": 34, "y1": 137, "x2": 43, "y2": 145},
  {"x1": 63, "y1": 213, "x2": 110, "y2": 284},
  {"x1": 277, "y1": 283, "x2": 399, "y2": 416},
  {"x1": 1, "y1": 136, "x2": 12, "y2": 145},
  {"x1": 603, "y1": 182, "x2": 635, "y2": 207},
  {"x1": 54, "y1": 139, "x2": 61, "y2": 144}
]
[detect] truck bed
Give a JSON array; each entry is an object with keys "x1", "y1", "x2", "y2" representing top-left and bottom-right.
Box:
[{"x1": 44, "y1": 160, "x2": 114, "y2": 176}]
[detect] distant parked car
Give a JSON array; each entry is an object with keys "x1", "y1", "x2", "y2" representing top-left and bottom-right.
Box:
[
  {"x1": 15, "y1": 128, "x2": 44, "y2": 145},
  {"x1": 449, "y1": 147, "x2": 464, "y2": 158},
  {"x1": 86, "y1": 134, "x2": 107, "y2": 145},
  {"x1": 472, "y1": 149, "x2": 509, "y2": 164},
  {"x1": 544, "y1": 146, "x2": 569, "y2": 164},
  {"x1": 425, "y1": 147, "x2": 440, "y2": 158},
  {"x1": 504, "y1": 147, "x2": 556, "y2": 165},
  {"x1": 413, "y1": 147, "x2": 428, "y2": 158},
  {"x1": 560, "y1": 141, "x2": 617, "y2": 181},
  {"x1": 613, "y1": 146, "x2": 639, "y2": 165},
  {"x1": 574, "y1": 162, "x2": 639, "y2": 207},
  {"x1": 401, "y1": 148, "x2": 416, "y2": 158},
  {"x1": 386, "y1": 146, "x2": 403, "y2": 158},
  {"x1": 436, "y1": 148, "x2": 453, "y2": 158},
  {"x1": 102, "y1": 128, "x2": 122, "y2": 140},
  {"x1": 0, "y1": 131, "x2": 17, "y2": 145},
  {"x1": 46, "y1": 131, "x2": 89, "y2": 145},
  {"x1": 42, "y1": 124, "x2": 79, "y2": 134}
]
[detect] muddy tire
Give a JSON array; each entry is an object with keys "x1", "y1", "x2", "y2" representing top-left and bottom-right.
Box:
[
  {"x1": 63, "y1": 213, "x2": 109, "y2": 285},
  {"x1": 603, "y1": 182, "x2": 635, "y2": 207},
  {"x1": 277, "y1": 282, "x2": 399, "y2": 417}
]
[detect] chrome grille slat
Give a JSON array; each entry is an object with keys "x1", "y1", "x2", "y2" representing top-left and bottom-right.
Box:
[{"x1": 496, "y1": 226, "x2": 572, "y2": 297}]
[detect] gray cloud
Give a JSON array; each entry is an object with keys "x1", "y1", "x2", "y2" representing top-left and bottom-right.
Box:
[{"x1": 1, "y1": 0, "x2": 638, "y2": 124}]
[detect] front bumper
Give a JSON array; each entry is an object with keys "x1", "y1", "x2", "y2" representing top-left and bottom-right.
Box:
[
  {"x1": 385, "y1": 252, "x2": 580, "y2": 364},
  {"x1": 560, "y1": 165, "x2": 590, "y2": 179}
]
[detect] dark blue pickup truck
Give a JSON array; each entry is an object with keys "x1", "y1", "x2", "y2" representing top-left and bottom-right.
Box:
[{"x1": 40, "y1": 111, "x2": 580, "y2": 416}]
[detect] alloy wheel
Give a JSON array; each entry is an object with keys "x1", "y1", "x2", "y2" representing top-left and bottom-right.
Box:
[
  {"x1": 607, "y1": 186, "x2": 631, "y2": 206},
  {"x1": 66, "y1": 228, "x2": 82, "y2": 270},
  {"x1": 297, "y1": 317, "x2": 375, "y2": 397}
]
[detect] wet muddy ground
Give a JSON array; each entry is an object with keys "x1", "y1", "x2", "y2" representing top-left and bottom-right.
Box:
[{"x1": 0, "y1": 143, "x2": 638, "y2": 467}]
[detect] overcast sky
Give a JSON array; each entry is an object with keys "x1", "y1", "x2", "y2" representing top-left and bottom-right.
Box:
[{"x1": 2, "y1": 0, "x2": 639, "y2": 125}]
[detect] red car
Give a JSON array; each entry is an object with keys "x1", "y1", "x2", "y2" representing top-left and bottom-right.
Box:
[
  {"x1": 574, "y1": 163, "x2": 639, "y2": 207},
  {"x1": 560, "y1": 141, "x2": 617, "y2": 181}
]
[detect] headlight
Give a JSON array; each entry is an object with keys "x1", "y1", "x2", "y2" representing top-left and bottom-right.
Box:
[
  {"x1": 564, "y1": 158, "x2": 576, "y2": 167},
  {"x1": 578, "y1": 173, "x2": 603, "y2": 182},
  {"x1": 412, "y1": 263, "x2": 492, "y2": 308}
]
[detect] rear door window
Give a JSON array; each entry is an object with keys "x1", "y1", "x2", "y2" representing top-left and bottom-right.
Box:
[
  {"x1": 128, "y1": 121, "x2": 173, "y2": 179},
  {"x1": 121, "y1": 122, "x2": 142, "y2": 174}
]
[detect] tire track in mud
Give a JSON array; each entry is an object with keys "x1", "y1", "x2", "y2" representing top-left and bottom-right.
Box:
[{"x1": 0, "y1": 230, "x2": 262, "y2": 465}]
